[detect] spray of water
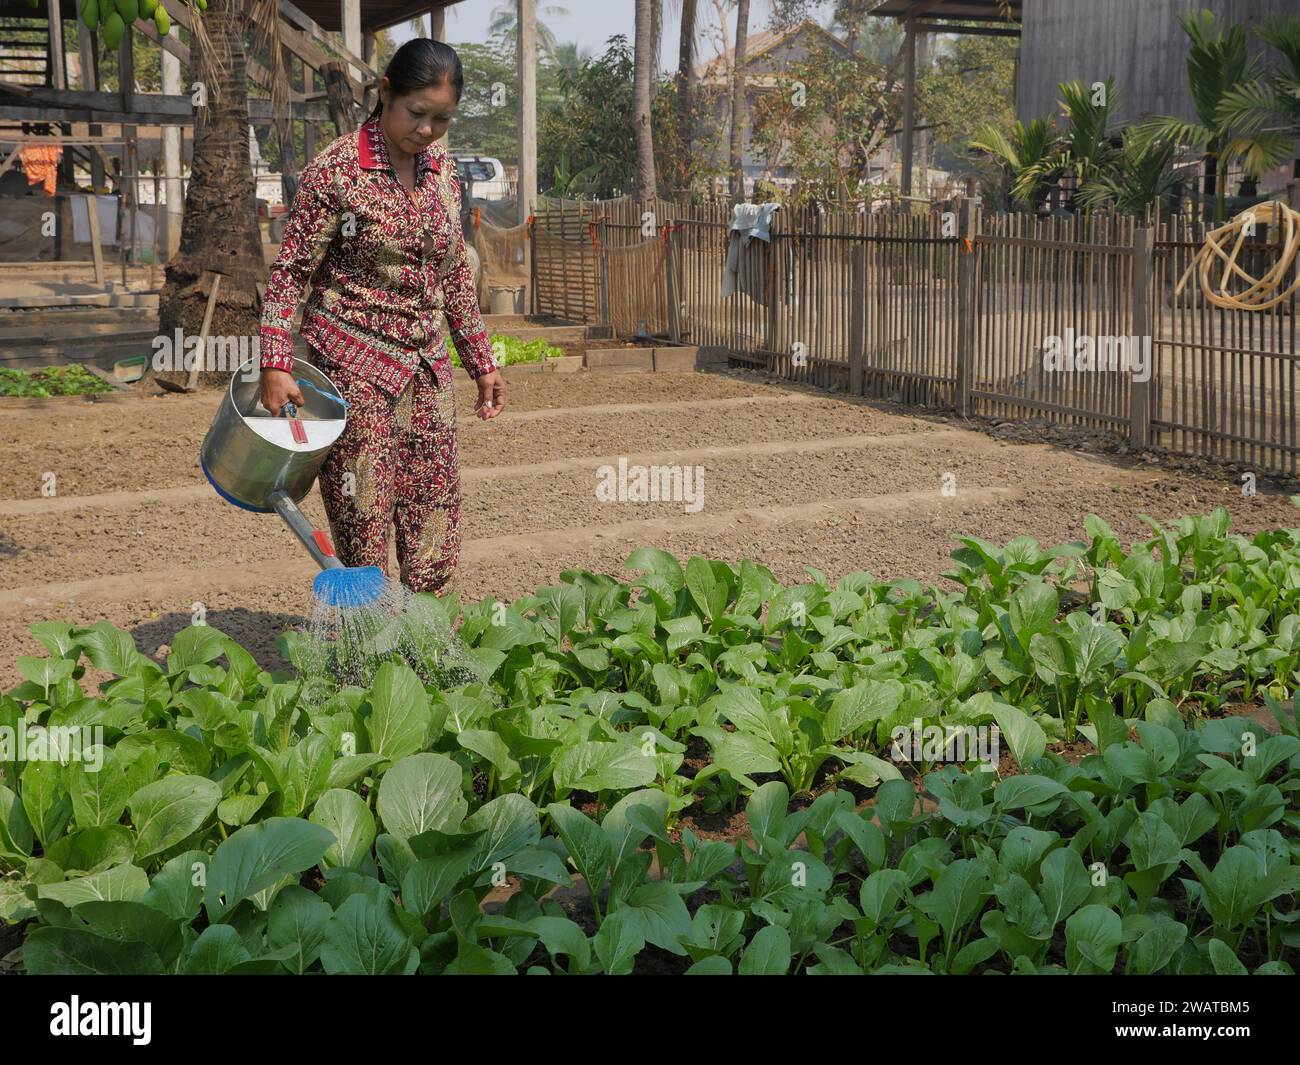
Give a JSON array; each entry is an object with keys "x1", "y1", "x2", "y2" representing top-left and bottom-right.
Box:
[{"x1": 295, "y1": 569, "x2": 498, "y2": 706}]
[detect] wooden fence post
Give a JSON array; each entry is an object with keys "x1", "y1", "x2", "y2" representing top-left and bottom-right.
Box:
[
  {"x1": 597, "y1": 217, "x2": 609, "y2": 327},
  {"x1": 666, "y1": 224, "x2": 681, "y2": 343},
  {"x1": 955, "y1": 198, "x2": 976, "y2": 417},
  {"x1": 848, "y1": 243, "x2": 866, "y2": 396},
  {"x1": 765, "y1": 213, "x2": 780, "y2": 354},
  {"x1": 528, "y1": 215, "x2": 537, "y2": 317},
  {"x1": 1130, "y1": 226, "x2": 1154, "y2": 450}
]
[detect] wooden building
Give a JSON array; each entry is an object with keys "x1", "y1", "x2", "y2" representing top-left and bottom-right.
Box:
[{"x1": 1016, "y1": 0, "x2": 1300, "y2": 126}]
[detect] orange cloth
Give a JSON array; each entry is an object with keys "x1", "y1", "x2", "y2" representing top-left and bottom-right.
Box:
[{"x1": 19, "y1": 145, "x2": 62, "y2": 195}]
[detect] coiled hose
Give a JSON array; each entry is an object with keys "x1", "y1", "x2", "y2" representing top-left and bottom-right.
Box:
[{"x1": 1174, "y1": 200, "x2": 1300, "y2": 311}]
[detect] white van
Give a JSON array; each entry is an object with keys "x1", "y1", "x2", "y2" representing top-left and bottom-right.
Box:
[{"x1": 453, "y1": 154, "x2": 511, "y2": 201}]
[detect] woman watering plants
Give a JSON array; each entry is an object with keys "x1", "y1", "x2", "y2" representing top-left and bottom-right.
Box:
[{"x1": 258, "y1": 39, "x2": 505, "y2": 597}]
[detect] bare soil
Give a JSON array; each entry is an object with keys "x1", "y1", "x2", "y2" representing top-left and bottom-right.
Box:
[{"x1": 3, "y1": 366, "x2": 1299, "y2": 687}]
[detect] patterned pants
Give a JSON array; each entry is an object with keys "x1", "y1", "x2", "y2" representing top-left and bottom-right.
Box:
[{"x1": 316, "y1": 357, "x2": 462, "y2": 596}]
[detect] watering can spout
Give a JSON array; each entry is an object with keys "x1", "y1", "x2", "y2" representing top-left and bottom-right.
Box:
[
  {"x1": 268, "y1": 489, "x2": 386, "y2": 608},
  {"x1": 268, "y1": 490, "x2": 344, "y2": 571}
]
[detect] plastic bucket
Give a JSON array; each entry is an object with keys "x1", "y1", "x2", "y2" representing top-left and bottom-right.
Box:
[{"x1": 489, "y1": 285, "x2": 525, "y2": 315}]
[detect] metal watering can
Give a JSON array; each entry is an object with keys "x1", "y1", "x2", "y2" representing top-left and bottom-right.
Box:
[{"x1": 200, "y1": 357, "x2": 384, "y2": 606}]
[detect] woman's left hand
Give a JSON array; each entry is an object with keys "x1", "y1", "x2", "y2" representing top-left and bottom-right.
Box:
[{"x1": 474, "y1": 370, "x2": 505, "y2": 420}]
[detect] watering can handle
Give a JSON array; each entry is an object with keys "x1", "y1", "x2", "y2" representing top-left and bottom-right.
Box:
[{"x1": 296, "y1": 378, "x2": 349, "y2": 413}]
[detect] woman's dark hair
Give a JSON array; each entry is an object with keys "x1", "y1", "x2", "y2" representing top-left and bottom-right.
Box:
[{"x1": 367, "y1": 39, "x2": 463, "y2": 122}]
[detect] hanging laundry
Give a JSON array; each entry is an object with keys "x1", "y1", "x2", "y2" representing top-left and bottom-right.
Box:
[
  {"x1": 19, "y1": 145, "x2": 62, "y2": 196},
  {"x1": 721, "y1": 201, "x2": 781, "y2": 304}
]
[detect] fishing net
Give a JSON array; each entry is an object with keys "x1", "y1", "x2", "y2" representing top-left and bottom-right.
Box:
[
  {"x1": 605, "y1": 239, "x2": 670, "y2": 337},
  {"x1": 468, "y1": 196, "x2": 531, "y2": 312}
]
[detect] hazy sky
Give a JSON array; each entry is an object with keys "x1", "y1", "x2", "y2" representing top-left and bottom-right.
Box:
[{"x1": 398, "y1": 0, "x2": 840, "y2": 75}]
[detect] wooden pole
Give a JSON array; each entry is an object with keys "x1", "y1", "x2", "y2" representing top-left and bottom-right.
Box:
[
  {"x1": 517, "y1": 0, "x2": 537, "y2": 229},
  {"x1": 86, "y1": 186, "x2": 105, "y2": 288},
  {"x1": 303, "y1": 64, "x2": 317, "y2": 159},
  {"x1": 123, "y1": 137, "x2": 138, "y2": 287},
  {"x1": 1130, "y1": 226, "x2": 1154, "y2": 449},
  {"x1": 118, "y1": 20, "x2": 135, "y2": 287},
  {"x1": 765, "y1": 227, "x2": 779, "y2": 352},
  {"x1": 119, "y1": 20, "x2": 134, "y2": 116},
  {"x1": 598, "y1": 217, "x2": 609, "y2": 327},
  {"x1": 280, "y1": 46, "x2": 301, "y2": 208},
  {"x1": 362, "y1": 31, "x2": 378, "y2": 116},
  {"x1": 47, "y1": 0, "x2": 67, "y2": 88},
  {"x1": 161, "y1": 26, "x2": 183, "y2": 260},
  {"x1": 430, "y1": 7, "x2": 449, "y2": 148},
  {"x1": 900, "y1": 17, "x2": 915, "y2": 198},
  {"x1": 77, "y1": 18, "x2": 105, "y2": 191},
  {"x1": 187, "y1": 273, "x2": 223, "y2": 390},
  {"x1": 848, "y1": 242, "x2": 866, "y2": 396},
  {"x1": 529, "y1": 217, "x2": 537, "y2": 316},
  {"x1": 956, "y1": 198, "x2": 976, "y2": 416},
  {"x1": 149, "y1": 168, "x2": 161, "y2": 288},
  {"x1": 340, "y1": 0, "x2": 363, "y2": 84},
  {"x1": 666, "y1": 225, "x2": 680, "y2": 343}
]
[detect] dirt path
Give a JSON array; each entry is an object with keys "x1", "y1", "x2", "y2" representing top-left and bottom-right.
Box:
[{"x1": 2, "y1": 367, "x2": 1295, "y2": 686}]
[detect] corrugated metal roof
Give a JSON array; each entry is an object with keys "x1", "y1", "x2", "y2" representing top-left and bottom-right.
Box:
[{"x1": 866, "y1": 0, "x2": 1021, "y2": 22}]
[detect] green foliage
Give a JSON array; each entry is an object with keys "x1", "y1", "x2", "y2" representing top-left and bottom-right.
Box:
[
  {"x1": 1077, "y1": 131, "x2": 1180, "y2": 217},
  {"x1": 918, "y1": 36, "x2": 1020, "y2": 187},
  {"x1": 974, "y1": 12, "x2": 1300, "y2": 219},
  {"x1": 538, "y1": 35, "x2": 638, "y2": 199},
  {"x1": 969, "y1": 116, "x2": 1061, "y2": 211},
  {"x1": 1132, "y1": 9, "x2": 1289, "y2": 219},
  {"x1": 447, "y1": 335, "x2": 565, "y2": 369},
  {"x1": 4, "y1": 510, "x2": 1300, "y2": 973},
  {"x1": 749, "y1": 38, "x2": 905, "y2": 208},
  {"x1": 0, "y1": 366, "x2": 115, "y2": 399},
  {"x1": 446, "y1": 40, "x2": 526, "y2": 164}
]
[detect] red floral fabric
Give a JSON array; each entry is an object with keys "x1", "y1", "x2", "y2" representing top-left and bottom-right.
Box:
[
  {"x1": 318, "y1": 357, "x2": 462, "y2": 595},
  {"x1": 259, "y1": 117, "x2": 497, "y2": 395}
]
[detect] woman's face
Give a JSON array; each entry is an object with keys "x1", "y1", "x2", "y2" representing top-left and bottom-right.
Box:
[{"x1": 379, "y1": 78, "x2": 457, "y2": 155}]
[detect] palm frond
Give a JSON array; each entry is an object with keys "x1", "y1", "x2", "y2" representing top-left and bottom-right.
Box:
[
  {"x1": 188, "y1": 0, "x2": 226, "y2": 105},
  {"x1": 1177, "y1": 9, "x2": 1262, "y2": 129},
  {"x1": 968, "y1": 122, "x2": 1019, "y2": 168},
  {"x1": 1130, "y1": 115, "x2": 1215, "y2": 151},
  {"x1": 1076, "y1": 132, "x2": 1177, "y2": 216},
  {"x1": 1257, "y1": 15, "x2": 1300, "y2": 79},
  {"x1": 247, "y1": 0, "x2": 291, "y2": 141},
  {"x1": 1216, "y1": 80, "x2": 1283, "y2": 134},
  {"x1": 1221, "y1": 131, "x2": 1294, "y2": 178},
  {"x1": 1057, "y1": 76, "x2": 1118, "y2": 180},
  {"x1": 970, "y1": 116, "x2": 1060, "y2": 207}
]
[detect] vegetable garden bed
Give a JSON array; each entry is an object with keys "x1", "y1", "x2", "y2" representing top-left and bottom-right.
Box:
[
  {"x1": 0, "y1": 365, "x2": 120, "y2": 400},
  {"x1": 2, "y1": 508, "x2": 1298, "y2": 975}
]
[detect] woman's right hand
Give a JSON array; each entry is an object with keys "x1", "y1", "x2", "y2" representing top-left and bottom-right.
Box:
[{"x1": 259, "y1": 369, "x2": 305, "y2": 416}]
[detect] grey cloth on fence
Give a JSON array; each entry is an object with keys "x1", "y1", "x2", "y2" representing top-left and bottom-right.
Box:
[{"x1": 721, "y1": 202, "x2": 782, "y2": 304}]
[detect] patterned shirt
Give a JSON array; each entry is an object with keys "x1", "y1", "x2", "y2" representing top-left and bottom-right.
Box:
[{"x1": 258, "y1": 116, "x2": 497, "y2": 394}]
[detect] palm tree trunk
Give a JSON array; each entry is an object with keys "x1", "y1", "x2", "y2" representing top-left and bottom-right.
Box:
[
  {"x1": 650, "y1": 0, "x2": 662, "y2": 100},
  {"x1": 728, "y1": 0, "x2": 750, "y2": 201},
  {"x1": 676, "y1": 0, "x2": 698, "y2": 198},
  {"x1": 633, "y1": 0, "x2": 658, "y2": 202},
  {"x1": 157, "y1": 0, "x2": 265, "y2": 381}
]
